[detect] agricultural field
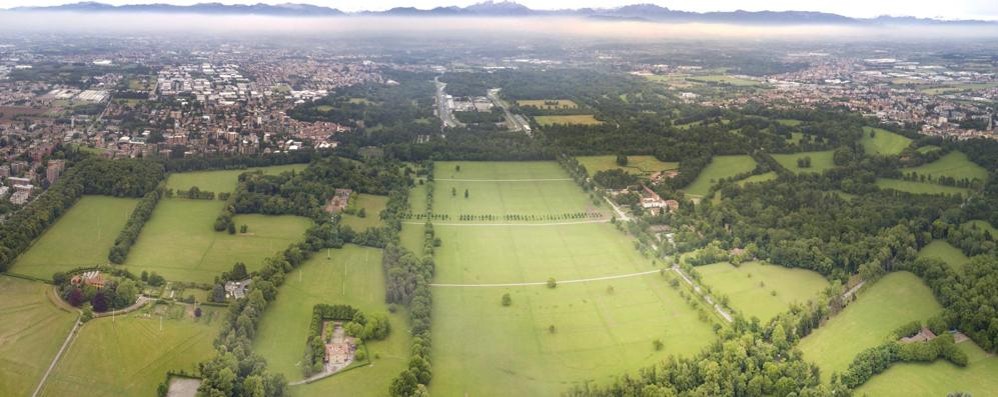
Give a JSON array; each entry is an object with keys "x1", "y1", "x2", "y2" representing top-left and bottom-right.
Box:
[
  {"x1": 534, "y1": 114, "x2": 602, "y2": 126},
  {"x1": 875, "y1": 178, "x2": 972, "y2": 196},
  {"x1": 10, "y1": 196, "x2": 138, "y2": 279},
  {"x1": 918, "y1": 240, "x2": 971, "y2": 272},
  {"x1": 684, "y1": 155, "x2": 757, "y2": 197},
  {"x1": 0, "y1": 276, "x2": 78, "y2": 397},
  {"x1": 516, "y1": 99, "x2": 579, "y2": 109},
  {"x1": 904, "y1": 151, "x2": 988, "y2": 182},
  {"x1": 432, "y1": 161, "x2": 602, "y2": 220},
  {"x1": 575, "y1": 155, "x2": 678, "y2": 176},
  {"x1": 855, "y1": 340, "x2": 998, "y2": 396},
  {"x1": 166, "y1": 163, "x2": 308, "y2": 193},
  {"x1": 124, "y1": 199, "x2": 311, "y2": 283},
  {"x1": 860, "y1": 127, "x2": 912, "y2": 155},
  {"x1": 798, "y1": 272, "x2": 943, "y2": 381},
  {"x1": 40, "y1": 304, "x2": 223, "y2": 397},
  {"x1": 772, "y1": 150, "x2": 836, "y2": 174},
  {"x1": 253, "y1": 245, "x2": 411, "y2": 396},
  {"x1": 340, "y1": 193, "x2": 388, "y2": 231},
  {"x1": 695, "y1": 261, "x2": 829, "y2": 321}
]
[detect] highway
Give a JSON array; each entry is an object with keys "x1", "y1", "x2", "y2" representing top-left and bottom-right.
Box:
[
  {"x1": 487, "y1": 88, "x2": 532, "y2": 136},
  {"x1": 434, "y1": 76, "x2": 462, "y2": 129}
]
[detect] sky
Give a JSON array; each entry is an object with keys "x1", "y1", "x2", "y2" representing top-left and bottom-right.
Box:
[{"x1": 1, "y1": 0, "x2": 997, "y2": 21}]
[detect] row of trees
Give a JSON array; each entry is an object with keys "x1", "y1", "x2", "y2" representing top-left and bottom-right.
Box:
[
  {"x1": 109, "y1": 187, "x2": 163, "y2": 264},
  {"x1": 840, "y1": 333, "x2": 966, "y2": 389}
]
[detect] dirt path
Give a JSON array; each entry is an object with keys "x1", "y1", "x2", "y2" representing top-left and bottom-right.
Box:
[
  {"x1": 671, "y1": 265, "x2": 733, "y2": 323},
  {"x1": 31, "y1": 317, "x2": 81, "y2": 397},
  {"x1": 603, "y1": 196, "x2": 630, "y2": 222},
  {"x1": 842, "y1": 280, "x2": 865, "y2": 301},
  {"x1": 430, "y1": 269, "x2": 662, "y2": 288}
]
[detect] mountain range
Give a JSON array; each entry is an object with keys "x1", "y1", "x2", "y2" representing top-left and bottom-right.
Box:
[{"x1": 5, "y1": 1, "x2": 996, "y2": 25}]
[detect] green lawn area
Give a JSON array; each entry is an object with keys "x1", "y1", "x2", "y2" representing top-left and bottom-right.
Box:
[
  {"x1": 340, "y1": 193, "x2": 388, "y2": 231},
  {"x1": 738, "y1": 172, "x2": 777, "y2": 186},
  {"x1": 777, "y1": 119, "x2": 803, "y2": 127},
  {"x1": 696, "y1": 261, "x2": 829, "y2": 322},
  {"x1": 166, "y1": 164, "x2": 308, "y2": 193},
  {"x1": 905, "y1": 151, "x2": 988, "y2": 182},
  {"x1": 517, "y1": 99, "x2": 579, "y2": 109},
  {"x1": 798, "y1": 272, "x2": 942, "y2": 381},
  {"x1": 772, "y1": 150, "x2": 836, "y2": 174},
  {"x1": 10, "y1": 196, "x2": 138, "y2": 279},
  {"x1": 124, "y1": 199, "x2": 311, "y2": 283},
  {"x1": 918, "y1": 240, "x2": 971, "y2": 272},
  {"x1": 684, "y1": 155, "x2": 757, "y2": 197},
  {"x1": 0, "y1": 276, "x2": 78, "y2": 397},
  {"x1": 576, "y1": 155, "x2": 678, "y2": 176},
  {"x1": 875, "y1": 178, "x2": 972, "y2": 196},
  {"x1": 534, "y1": 114, "x2": 602, "y2": 126},
  {"x1": 688, "y1": 75, "x2": 761, "y2": 86},
  {"x1": 40, "y1": 304, "x2": 223, "y2": 397},
  {"x1": 253, "y1": 245, "x2": 411, "y2": 396},
  {"x1": 860, "y1": 127, "x2": 912, "y2": 156},
  {"x1": 432, "y1": 161, "x2": 603, "y2": 220},
  {"x1": 855, "y1": 340, "x2": 998, "y2": 396},
  {"x1": 963, "y1": 219, "x2": 997, "y2": 235}
]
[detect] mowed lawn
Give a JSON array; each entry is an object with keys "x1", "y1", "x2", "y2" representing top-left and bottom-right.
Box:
[
  {"x1": 10, "y1": 195, "x2": 138, "y2": 279},
  {"x1": 875, "y1": 178, "x2": 972, "y2": 196},
  {"x1": 166, "y1": 163, "x2": 307, "y2": 193},
  {"x1": 855, "y1": 341, "x2": 998, "y2": 396},
  {"x1": 860, "y1": 127, "x2": 912, "y2": 155},
  {"x1": 918, "y1": 240, "x2": 971, "y2": 272},
  {"x1": 772, "y1": 150, "x2": 836, "y2": 174},
  {"x1": 576, "y1": 155, "x2": 678, "y2": 176},
  {"x1": 696, "y1": 261, "x2": 829, "y2": 322},
  {"x1": 0, "y1": 276, "x2": 78, "y2": 397},
  {"x1": 534, "y1": 114, "x2": 602, "y2": 126},
  {"x1": 253, "y1": 246, "x2": 411, "y2": 396},
  {"x1": 905, "y1": 151, "x2": 988, "y2": 182},
  {"x1": 798, "y1": 272, "x2": 942, "y2": 381},
  {"x1": 340, "y1": 193, "x2": 388, "y2": 231},
  {"x1": 40, "y1": 304, "x2": 223, "y2": 397},
  {"x1": 684, "y1": 155, "x2": 757, "y2": 197},
  {"x1": 433, "y1": 161, "x2": 601, "y2": 219},
  {"x1": 124, "y1": 199, "x2": 311, "y2": 283}
]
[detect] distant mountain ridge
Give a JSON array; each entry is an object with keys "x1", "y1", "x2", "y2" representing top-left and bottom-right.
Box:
[{"x1": 6, "y1": 1, "x2": 997, "y2": 25}]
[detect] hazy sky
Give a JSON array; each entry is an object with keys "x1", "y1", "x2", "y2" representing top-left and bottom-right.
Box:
[{"x1": 2, "y1": 0, "x2": 997, "y2": 20}]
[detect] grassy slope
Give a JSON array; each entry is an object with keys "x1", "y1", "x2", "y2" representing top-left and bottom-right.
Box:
[
  {"x1": 855, "y1": 341, "x2": 998, "y2": 396},
  {"x1": 340, "y1": 193, "x2": 388, "y2": 231},
  {"x1": 905, "y1": 151, "x2": 988, "y2": 182},
  {"x1": 798, "y1": 272, "x2": 942, "y2": 381},
  {"x1": 684, "y1": 155, "x2": 757, "y2": 197},
  {"x1": 875, "y1": 178, "x2": 972, "y2": 196},
  {"x1": 772, "y1": 150, "x2": 836, "y2": 174},
  {"x1": 166, "y1": 164, "x2": 308, "y2": 193},
  {"x1": 860, "y1": 127, "x2": 912, "y2": 155},
  {"x1": 0, "y1": 276, "x2": 77, "y2": 397},
  {"x1": 696, "y1": 261, "x2": 829, "y2": 322},
  {"x1": 10, "y1": 196, "x2": 138, "y2": 278},
  {"x1": 918, "y1": 240, "x2": 971, "y2": 272},
  {"x1": 576, "y1": 155, "x2": 678, "y2": 176}
]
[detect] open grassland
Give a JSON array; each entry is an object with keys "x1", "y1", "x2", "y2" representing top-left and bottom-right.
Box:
[
  {"x1": 253, "y1": 246, "x2": 411, "y2": 396},
  {"x1": 772, "y1": 150, "x2": 836, "y2": 174},
  {"x1": 855, "y1": 341, "x2": 998, "y2": 396},
  {"x1": 738, "y1": 172, "x2": 777, "y2": 186},
  {"x1": 517, "y1": 99, "x2": 579, "y2": 109},
  {"x1": 340, "y1": 193, "x2": 388, "y2": 231},
  {"x1": 688, "y1": 74, "x2": 762, "y2": 86},
  {"x1": 875, "y1": 178, "x2": 972, "y2": 196},
  {"x1": 0, "y1": 276, "x2": 78, "y2": 397},
  {"x1": 860, "y1": 127, "x2": 912, "y2": 155},
  {"x1": 10, "y1": 196, "x2": 138, "y2": 279},
  {"x1": 918, "y1": 240, "x2": 971, "y2": 272},
  {"x1": 432, "y1": 161, "x2": 602, "y2": 220},
  {"x1": 534, "y1": 114, "x2": 602, "y2": 126},
  {"x1": 166, "y1": 163, "x2": 308, "y2": 193},
  {"x1": 695, "y1": 261, "x2": 829, "y2": 322},
  {"x1": 777, "y1": 119, "x2": 803, "y2": 126},
  {"x1": 684, "y1": 155, "x2": 757, "y2": 197},
  {"x1": 905, "y1": 151, "x2": 988, "y2": 182},
  {"x1": 40, "y1": 304, "x2": 222, "y2": 397},
  {"x1": 798, "y1": 272, "x2": 942, "y2": 381},
  {"x1": 576, "y1": 155, "x2": 678, "y2": 176},
  {"x1": 125, "y1": 199, "x2": 311, "y2": 283}
]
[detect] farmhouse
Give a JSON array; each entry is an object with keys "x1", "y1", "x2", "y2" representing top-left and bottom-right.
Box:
[
  {"x1": 225, "y1": 279, "x2": 253, "y2": 300},
  {"x1": 71, "y1": 270, "x2": 106, "y2": 289},
  {"x1": 640, "y1": 185, "x2": 678, "y2": 215},
  {"x1": 324, "y1": 188, "x2": 352, "y2": 213}
]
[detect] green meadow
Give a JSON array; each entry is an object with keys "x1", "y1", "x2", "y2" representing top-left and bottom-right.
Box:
[
  {"x1": 166, "y1": 163, "x2": 308, "y2": 193},
  {"x1": 855, "y1": 341, "x2": 998, "y2": 396},
  {"x1": 534, "y1": 114, "x2": 602, "y2": 126},
  {"x1": 738, "y1": 172, "x2": 777, "y2": 186},
  {"x1": 340, "y1": 193, "x2": 388, "y2": 231},
  {"x1": 875, "y1": 178, "x2": 972, "y2": 196},
  {"x1": 772, "y1": 150, "x2": 836, "y2": 174},
  {"x1": 576, "y1": 155, "x2": 678, "y2": 176},
  {"x1": 905, "y1": 151, "x2": 988, "y2": 182},
  {"x1": 684, "y1": 155, "x2": 757, "y2": 197},
  {"x1": 695, "y1": 261, "x2": 829, "y2": 322},
  {"x1": 860, "y1": 127, "x2": 912, "y2": 155},
  {"x1": 918, "y1": 240, "x2": 971, "y2": 272},
  {"x1": 10, "y1": 195, "x2": 138, "y2": 279}
]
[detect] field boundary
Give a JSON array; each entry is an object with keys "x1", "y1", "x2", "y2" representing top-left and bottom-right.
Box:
[
  {"x1": 403, "y1": 219, "x2": 609, "y2": 227},
  {"x1": 434, "y1": 178, "x2": 573, "y2": 182},
  {"x1": 430, "y1": 269, "x2": 662, "y2": 287}
]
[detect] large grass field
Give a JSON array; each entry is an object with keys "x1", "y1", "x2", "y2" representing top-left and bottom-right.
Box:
[
  {"x1": 166, "y1": 163, "x2": 308, "y2": 193},
  {"x1": 534, "y1": 114, "x2": 602, "y2": 126},
  {"x1": 772, "y1": 150, "x2": 836, "y2": 174},
  {"x1": 429, "y1": 163, "x2": 716, "y2": 395},
  {"x1": 253, "y1": 245, "x2": 411, "y2": 396},
  {"x1": 40, "y1": 304, "x2": 223, "y2": 397},
  {"x1": 905, "y1": 151, "x2": 988, "y2": 182},
  {"x1": 575, "y1": 155, "x2": 678, "y2": 176},
  {"x1": 0, "y1": 276, "x2": 78, "y2": 397},
  {"x1": 695, "y1": 261, "x2": 829, "y2": 322},
  {"x1": 432, "y1": 161, "x2": 602, "y2": 220},
  {"x1": 798, "y1": 272, "x2": 943, "y2": 381},
  {"x1": 855, "y1": 340, "x2": 998, "y2": 396},
  {"x1": 875, "y1": 178, "x2": 972, "y2": 196},
  {"x1": 124, "y1": 199, "x2": 311, "y2": 283},
  {"x1": 688, "y1": 74, "x2": 761, "y2": 86},
  {"x1": 10, "y1": 195, "x2": 138, "y2": 279},
  {"x1": 340, "y1": 193, "x2": 388, "y2": 231},
  {"x1": 860, "y1": 127, "x2": 912, "y2": 155},
  {"x1": 918, "y1": 240, "x2": 971, "y2": 272},
  {"x1": 684, "y1": 155, "x2": 757, "y2": 197},
  {"x1": 516, "y1": 99, "x2": 578, "y2": 109}
]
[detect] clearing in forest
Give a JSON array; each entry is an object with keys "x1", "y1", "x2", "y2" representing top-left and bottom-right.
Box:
[
  {"x1": 534, "y1": 114, "x2": 602, "y2": 126},
  {"x1": 339, "y1": 193, "x2": 388, "y2": 231},
  {"x1": 576, "y1": 155, "x2": 678, "y2": 176},
  {"x1": 860, "y1": 127, "x2": 912, "y2": 156},
  {"x1": 695, "y1": 261, "x2": 829, "y2": 322},
  {"x1": 875, "y1": 178, "x2": 972, "y2": 196},
  {"x1": 855, "y1": 340, "x2": 998, "y2": 396},
  {"x1": 772, "y1": 150, "x2": 836, "y2": 174},
  {"x1": 904, "y1": 151, "x2": 988, "y2": 182},
  {"x1": 918, "y1": 240, "x2": 971, "y2": 272},
  {"x1": 516, "y1": 99, "x2": 579, "y2": 110},
  {"x1": 683, "y1": 155, "x2": 757, "y2": 197},
  {"x1": 166, "y1": 164, "x2": 307, "y2": 193}
]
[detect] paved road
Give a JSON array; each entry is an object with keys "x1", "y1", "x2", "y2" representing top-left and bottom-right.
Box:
[
  {"x1": 32, "y1": 318, "x2": 81, "y2": 397},
  {"x1": 487, "y1": 88, "x2": 531, "y2": 135},
  {"x1": 434, "y1": 77, "x2": 461, "y2": 129}
]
